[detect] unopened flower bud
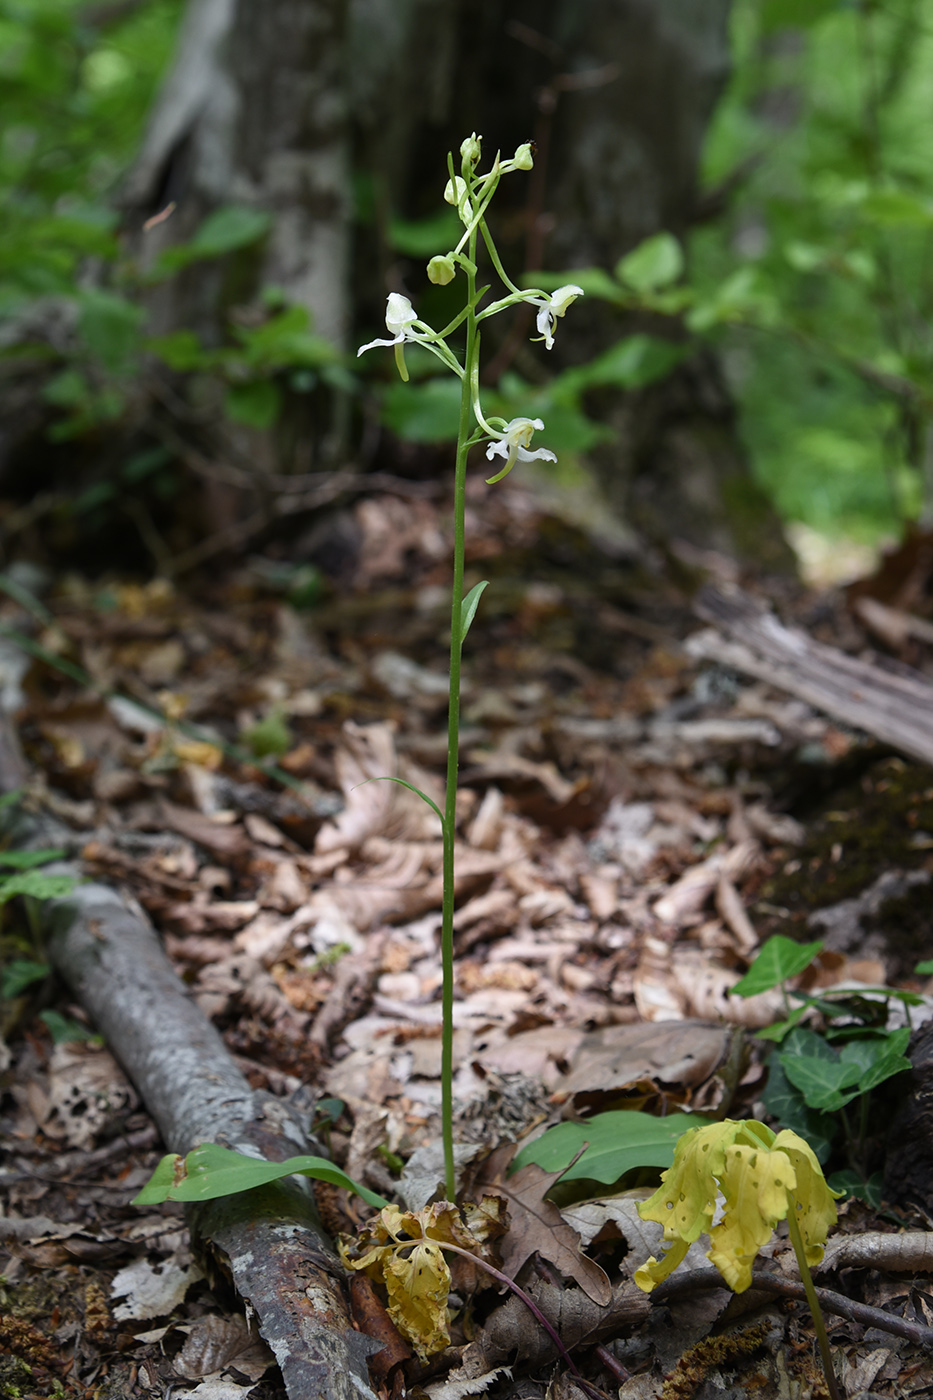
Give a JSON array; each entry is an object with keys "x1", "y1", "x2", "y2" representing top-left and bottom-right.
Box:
[
  {"x1": 427, "y1": 254, "x2": 457, "y2": 286},
  {"x1": 460, "y1": 133, "x2": 482, "y2": 166},
  {"x1": 512, "y1": 142, "x2": 534, "y2": 171}
]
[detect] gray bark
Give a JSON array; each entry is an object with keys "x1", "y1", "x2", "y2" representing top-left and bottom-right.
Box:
[
  {"x1": 2, "y1": 778, "x2": 379, "y2": 1400},
  {"x1": 125, "y1": 0, "x2": 350, "y2": 349}
]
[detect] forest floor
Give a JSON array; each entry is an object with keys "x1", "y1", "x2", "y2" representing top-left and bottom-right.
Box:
[{"x1": 3, "y1": 476, "x2": 933, "y2": 1400}]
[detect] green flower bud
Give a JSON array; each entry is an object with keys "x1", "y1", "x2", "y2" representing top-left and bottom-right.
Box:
[
  {"x1": 427, "y1": 254, "x2": 457, "y2": 286},
  {"x1": 512, "y1": 142, "x2": 534, "y2": 171},
  {"x1": 460, "y1": 133, "x2": 482, "y2": 167}
]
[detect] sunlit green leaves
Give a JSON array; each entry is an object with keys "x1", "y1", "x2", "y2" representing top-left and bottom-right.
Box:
[
  {"x1": 732, "y1": 935, "x2": 824, "y2": 997},
  {"x1": 133, "y1": 1141, "x2": 389, "y2": 1210},
  {"x1": 511, "y1": 1109, "x2": 709, "y2": 1187}
]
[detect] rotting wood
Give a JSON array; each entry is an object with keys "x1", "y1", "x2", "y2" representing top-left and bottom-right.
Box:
[
  {"x1": 0, "y1": 729, "x2": 380, "y2": 1400},
  {"x1": 689, "y1": 584, "x2": 933, "y2": 767}
]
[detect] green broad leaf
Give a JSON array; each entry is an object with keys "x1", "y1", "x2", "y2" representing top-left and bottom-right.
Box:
[
  {"x1": 389, "y1": 208, "x2": 461, "y2": 258},
  {"x1": 761, "y1": 0, "x2": 839, "y2": 30},
  {"x1": 236, "y1": 305, "x2": 337, "y2": 370},
  {"x1": 39, "y1": 1009, "x2": 98, "y2": 1044},
  {"x1": 839, "y1": 1028, "x2": 911, "y2": 1094},
  {"x1": 459, "y1": 581, "x2": 488, "y2": 645},
  {"x1": 827, "y1": 1169, "x2": 884, "y2": 1210},
  {"x1": 43, "y1": 368, "x2": 91, "y2": 409},
  {"x1": 132, "y1": 1142, "x2": 389, "y2": 1210},
  {"x1": 755, "y1": 999, "x2": 811, "y2": 1043},
  {"x1": 511, "y1": 1110, "x2": 709, "y2": 1186},
  {"x1": 0, "y1": 870, "x2": 76, "y2": 904},
  {"x1": 732, "y1": 935, "x2": 824, "y2": 997},
  {"x1": 0, "y1": 848, "x2": 66, "y2": 869},
  {"x1": 1, "y1": 958, "x2": 49, "y2": 998},
  {"x1": 77, "y1": 290, "x2": 144, "y2": 373},
  {"x1": 555, "y1": 334, "x2": 688, "y2": 397},
  {"x1": 761, "y1": 1057, "x2": 835, "y2": 1163},
  {"x1": 779, "y1": 1052, "x2": 862, "y2": 1112},
  {"x1": 225, "y1": 379, "x2": 282, "y2": 429},
  {"x1": 615, "y1": 233, "x2": 684, "y2": 293},
  {"x1": 148, "y1": 329, "x2": 216, "y2": 372},
  {"x1": 169, "y1": 206, "x2": 273, "y2": 270},
  {"x1": 381, "y1": 378, "x2": 461, "y2": 443},
  {"x1": 524, "y1": 267, "x2": 624, "y2": 303},
  {"x1": 859, "y1": 188, "x2": 933, "y2": 228},
  {"x1": 916, "y1": 960, "x2": 933, "y2": 975}
]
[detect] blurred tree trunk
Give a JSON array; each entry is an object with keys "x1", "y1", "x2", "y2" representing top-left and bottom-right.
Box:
[{"x1": 126, "y1": 0, "x2": 791, "y2": 569}]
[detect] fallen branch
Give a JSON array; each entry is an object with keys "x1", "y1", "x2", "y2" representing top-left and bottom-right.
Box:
[
  {"x1": 0, "y1": 752, "x2": 381, "y2": 1400},
  {"x1": 654, "y1": 1267, "x2": 933, "y2": 1347},
  {"x1": 689, "y1": 584, "x2": 933, "y2": 767}
]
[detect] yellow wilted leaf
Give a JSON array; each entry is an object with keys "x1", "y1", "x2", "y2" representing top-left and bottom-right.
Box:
[
  {"x1": 171, "y1": 737, "x2": 224, "y2": 770},
  {"x1": 383, "y1": 1240, "x2": 451, "y2": 1360},
  {"x1": 339, "y1": 1198, "x2": 506, "y2": 1361},
  {"x1": 634, "y1": 1119, "x2": 841, "y2": 1295}
]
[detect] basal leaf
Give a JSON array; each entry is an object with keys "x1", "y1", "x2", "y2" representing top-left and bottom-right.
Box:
[
  {"x1": 731, "y1": 935, "x2": 824, "y2": 997},
  {"x1": 511, "y1": 1110, "x2": 709, "y2": 1186},
  {"x1": 132, "y1": 1142, "x2": 388, "y2": 1210}
]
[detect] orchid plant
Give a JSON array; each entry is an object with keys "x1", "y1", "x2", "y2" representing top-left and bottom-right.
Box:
[{"x1": 357, "y1": 133, "x2": 582, "y2": 1201}]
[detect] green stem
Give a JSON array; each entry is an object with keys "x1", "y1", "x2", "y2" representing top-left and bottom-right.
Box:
[
  {"x1": 404, "y1": 1241, "x2": 608, "y2": 1400},
  {"x1": 786, "y1": 1193, "x2": 842, "y2": 1400},
  {"x1": 440, "y1": 220, "x2": 479, "y2": 1203}
]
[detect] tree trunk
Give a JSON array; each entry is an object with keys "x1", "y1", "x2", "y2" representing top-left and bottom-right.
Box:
[{"x1": 127, "y1": 0, "x2": 791, "y2": 566}]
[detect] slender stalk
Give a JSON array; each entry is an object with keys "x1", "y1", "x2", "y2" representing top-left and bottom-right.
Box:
[
  {"x1": 786, "y1": 1194, "x2": 842, "y2": 1400},
  {"x1": 440, "y1": 218, "x2": 480, "y2": 1203},
  {"x1": 407, "y1": 1240, "x2": 609, "y2": 1400}
]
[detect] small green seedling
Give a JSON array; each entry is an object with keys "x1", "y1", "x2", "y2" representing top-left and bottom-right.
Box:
[{"x1": 634, "y1": 1118, "x2": 843, "y2": 1400}]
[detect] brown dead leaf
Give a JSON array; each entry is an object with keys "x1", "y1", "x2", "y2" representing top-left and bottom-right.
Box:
[{"x1": 476, "y1": 1148, "x2": 611, "y2": 1306}]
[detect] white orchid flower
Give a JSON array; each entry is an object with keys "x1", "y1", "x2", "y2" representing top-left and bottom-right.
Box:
[
  {"x1": 485, "y1": 417, "x2": 556, "y2": 484},
  {"x1": 531, "y1": 284, "x2": 585, "y2": 350},
  {"x1": 357, "y1": 293, "x2": 426, "y2": 381}
]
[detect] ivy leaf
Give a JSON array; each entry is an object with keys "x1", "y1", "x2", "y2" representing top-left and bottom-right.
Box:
[
  {"x1": 731, "y1": 935, "x2": 824, "y2": 997},
  {"x1": 132, "y1": 1142, "x2": 388, "y2": 1210},
  {"x1": 779, "y1": 1052, "x2": 863, "y2": 1111},
  {"x1": 760, "y1": 1056, "x2": 836, "y2": 1163}
]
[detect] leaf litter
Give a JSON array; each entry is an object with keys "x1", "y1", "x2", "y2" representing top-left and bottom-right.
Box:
[{"x1": 2, "y1": 481, "x2": 933, "y2": 1397}]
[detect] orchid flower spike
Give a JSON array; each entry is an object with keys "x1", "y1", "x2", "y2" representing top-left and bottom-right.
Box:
[
  {"x1": 357, "y1": 293, "x2": 424, "y2": 382},
  {"x1": 485, "y1": 417, "x2": 556, "y2": 484},
  {"x1": 532, "y1": 284, "x2": 585, "y2": 350}
]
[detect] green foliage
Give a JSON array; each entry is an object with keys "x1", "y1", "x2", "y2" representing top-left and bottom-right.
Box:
[
  {"x1": 735, "y1": 935, "x2": 916, "y2": 1194},
  {"x1": 1, "y1": 957, "x2": 49, "y2": 997},
  {"x1": 133, "y1": 1141, "x2": 388, "y2": 1210},
  {"x1": 690, "y1": 0, "x2": 933, "y2": 540},
  {"x1": 510, "y1": 1110, "x2": 710, "y2": 1188}
]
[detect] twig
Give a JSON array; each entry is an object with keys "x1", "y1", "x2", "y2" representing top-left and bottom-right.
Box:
[{"x1": 654, "y1": 1267, "x2": 933, "y2": 1347}]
